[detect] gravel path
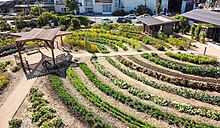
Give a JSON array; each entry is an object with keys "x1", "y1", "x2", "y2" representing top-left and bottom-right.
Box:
[
  {"x1": 62, "y1": 75, "x2": 128, "y2": 128},
  {"x1": 91, "y1": 59, "x2": 220, "y2": 127},
  {"x1": 98, "y1": 57, "x2": 220, "y2": 112}
]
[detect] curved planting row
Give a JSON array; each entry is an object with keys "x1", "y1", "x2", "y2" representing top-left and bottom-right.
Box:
[
  {"x1": 129, "y1": 56, "x2": 220, "y2": 92},
  {"x1": 79, "y1": 62, "x2": 215, "y2": 128},
  {"x1": 165, "y1": 52, "x2": 218, "y2": 65},
  {"x1": 29, "y1": 88, "x2": 64, "y2": 128},
  {"x1": 49, "y1": 76, "x2": 113, "y2": 128},
  {"x1": 66, "y1": 67, "x2": 156, "y2": 128},
  {"x1": 142, "y1": 53, "x2": 220, "y2": 78},
  {"x1": 91, "y1": 58, "x2": 220, "y2": 121},
  {"x1": 106, "y1": 56, "x2": 220, "y2": 106},
  {"x1": 70, "y1": 30, "x2": 141, "y2": 49}
]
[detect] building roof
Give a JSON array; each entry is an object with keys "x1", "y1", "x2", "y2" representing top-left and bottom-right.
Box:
[
  {"x1": 181, "y1": 9, "x2": 220, "y2": 27},
  {"x1": 139, "y1": 15, "x2": 179, "y2": 26},
  {"x1": 1, "y1": 28, "x2": 71, "y2": 42}
]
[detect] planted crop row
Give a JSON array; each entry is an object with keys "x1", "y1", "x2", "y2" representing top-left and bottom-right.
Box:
[
  {"x1": 71, "y1": 30, "x2": 141, "y2": 49},
  {"x1": 166, "y1": 52, "x2": 218, "y2": 65},
  {"x1": 91, "y1": 58, "x2": 220, "y2": 121},
  {"x1": 142, "y1": 53, "x2": 220, "y2": 78},
  {"x1": 129, "y1": 56, "x2": 220, "y2": 93},
  {"x1": 49, "y1": 76, "x2": 112, "y2": 128},
  {"x1": 29, "y1": 88, "x2": 63, "y2": 128},
  {"x1": 66, "y1": 67, "x2": 155, "y2": 128},
  {"x1": 106, "y1": 56, "x2": 220, "y2": 106},
  {"x1": 80, "y1": 62, "x2": 214, "y2": 128}
]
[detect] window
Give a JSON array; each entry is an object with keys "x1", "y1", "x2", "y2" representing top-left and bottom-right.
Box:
[{"x1": 103, "y1": 4, "x2": 112, "y2": 12}]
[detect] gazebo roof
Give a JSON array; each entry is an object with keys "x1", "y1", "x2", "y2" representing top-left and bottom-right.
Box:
[
  {"x1": 2, "y1": 28, "x2": 71, "y2": 42},
  {"x1": 140, "y1": 15, "x2": 179, "y2": 26}
]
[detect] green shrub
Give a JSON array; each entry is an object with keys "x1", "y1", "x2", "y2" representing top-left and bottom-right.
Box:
[
  {"x1": 10, "y1": 66, "x2": 20, "y2": 73},
  {"x1": 155, "y1": 45, "x2": 165, "y2": 51},
  {"x1": 71, "y1": 18, "x2": 81, "y2": 30},
  {"x1": 0, "y1": 75, "x2": 9, "y2": 91},
  {"x1": 112, "y1": 9, "x2": 127, "y2": 16},
  {"x1": 9, "y1": 119, "x2": 22, "y2": 128}
]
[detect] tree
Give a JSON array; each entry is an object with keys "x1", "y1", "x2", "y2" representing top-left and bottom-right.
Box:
[
  {"x1": 36, "y1": 12, "x2": 58, "y2": 27},
  {"x1": 30, "y1": 6, "x2": 42, "y2": 16},
  {"x1": 71, "y1": 18, "x2": 81, "y2": 30},
  {"x1": 0, "y1": 20, "x2": 11, "y2": 31},
  {"x1": 136, "y1": 4, "x2": 151, "y2": 15},
  {"x1": 59, "y1": 16, "x2": 71, "y2": 26},
  {"x1": 66, "y1": 0, "x2": 78, "y2": 12}
]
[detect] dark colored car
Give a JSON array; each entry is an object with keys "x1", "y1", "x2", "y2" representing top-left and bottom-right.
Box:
[
  {"x1": 116, "y1": 18, "x2": 132, "y2": 23},
  {"x1": 84, "y1": 11, "x2": 95, "y2": 16}
]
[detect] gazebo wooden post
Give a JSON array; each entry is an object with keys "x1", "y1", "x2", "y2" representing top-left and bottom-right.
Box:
[
  {"x1": 16, "y1": 42, "x2": 25, "y2": 68},
  {"x1": 50, "y1": 41, "x2": 56, "y2": 65},
  {"x1": 60, "y1": 36, "x2": 64, "y2": 46}
]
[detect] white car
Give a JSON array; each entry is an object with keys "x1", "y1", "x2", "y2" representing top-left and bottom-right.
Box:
[{"x1": 135, "y1": 14, "x2": 151, "y2": 23}]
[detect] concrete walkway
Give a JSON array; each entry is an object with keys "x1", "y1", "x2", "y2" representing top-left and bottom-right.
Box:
[{"x1": 0, "y1": 75, "x2": 36, "y2": 127}]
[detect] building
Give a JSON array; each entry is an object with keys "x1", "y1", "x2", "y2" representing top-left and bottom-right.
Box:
[
  {"x1": 0, "y1": 0, "x2": 16, "y2": 13},
  {"x1": 181, "y1": 9, "x2": 220, "y2": 43},
  {"x1": 14, "y1": 0, "x2": 54, "y2": 13},
  {"x1": 140, "y1": 15, "x2": 179, "y2": 36}
]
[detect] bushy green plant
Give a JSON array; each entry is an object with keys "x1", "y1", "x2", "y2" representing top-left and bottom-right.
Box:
[
  {"x1": 112, "y1": 9, "x2": 127, "y2": 16},
  {"x1": 166, "y1": 52, "x2": 218, "y2": 64},
  {"x1": 10, "y1": 66, "x2": 20, "y2": 73},
  {"x1": 199, "y1": 31, "x2": 207, "y2": 43},
  {"x1": 71, "y1": 18, "x2": 81, "y2": 30},
  {"x1": 155, "y1": 45, "x2": 165, "y2": 51},
  {"x1": 0, "y1": 75, "x2": 9, "y2": 91},
  {"x1": 0, "y1": 60, "x2": 10, "y2": 73},
  {"x1": 9, "y1": 119, "x2": 22, "y2": 128},
  {"x1": 36, "y1": 12, "x2": 58, "y2": 27}
]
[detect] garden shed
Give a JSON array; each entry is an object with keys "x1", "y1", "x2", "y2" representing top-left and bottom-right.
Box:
[
  {"x1": 181, "y1": 9, "x2": 220, "y2": 43},
  {"x1": 139, "y1": 15, "x2": 179, "y2": 37}
]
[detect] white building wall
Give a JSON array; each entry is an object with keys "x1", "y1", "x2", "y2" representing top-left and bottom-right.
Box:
[
  {"x1": 122, "y1": 0, "x2": 157, "y2": 13},
  {"x1": 162, "y1": 0, "x2": 169, "y2": 12}
]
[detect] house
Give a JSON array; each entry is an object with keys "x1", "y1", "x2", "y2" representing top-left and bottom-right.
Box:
[{"x1": 0, "y1": 0, "x2": 16, "y2": 13}]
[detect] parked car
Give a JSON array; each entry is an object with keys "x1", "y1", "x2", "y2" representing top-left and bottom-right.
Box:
[
  {"x1": 117, "y1": 17, "x2": 132, "y2": 23},
  {"x1": 101, "y1": 18, "x2": 113, "y2": 23},
  {"x1": 135, "y1": 14, "x2": 151, "y2": 23},
  {"x1": 84, "y1": 11, "x2": 95, "y2": 16},
  {"x1": 124, "y1": 14, "x2": 136, "y2": 19}
]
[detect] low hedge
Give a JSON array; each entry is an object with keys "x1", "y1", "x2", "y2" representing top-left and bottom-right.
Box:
[
  {"x1": 106, "y1": 56, "x2": 220, "y2": 106},
  {"x1": 67, "y1": 67, "x2": 155, "y2": 128},
  {"x1": 141, "y1": 53, "x2": 220, "y2": 78},
  {"x1": 91, "y1": 58, "x2": 220, "y2": 121},
  {"x1": 49, "y1": 76, "x2": 112, "y2": 128},
  {"x1": 166, "y1": 52, "x2": 218, "y2": 65}
]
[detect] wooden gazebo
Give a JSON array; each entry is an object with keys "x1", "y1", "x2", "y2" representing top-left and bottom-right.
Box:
[{"x1": 4, "y1": 28, "x2": 71, "y2": 68}]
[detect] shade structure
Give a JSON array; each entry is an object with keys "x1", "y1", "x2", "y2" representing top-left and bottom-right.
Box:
[
  {"x1": 181, "y1": 9, "x2": 220, "y2": 27},
  {"x1": 139, "y1": 15, "x2": 179, "y2": 27},
  {"x1": 2, "y1": 28, "x2": 72, "y2": 68}
]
